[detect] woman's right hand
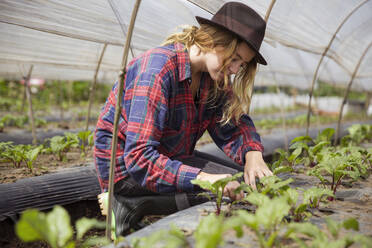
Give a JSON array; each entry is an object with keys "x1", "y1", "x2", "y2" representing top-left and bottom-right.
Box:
[{"x1": 196, "y1": 172, "x2": 244, "y2": 201}]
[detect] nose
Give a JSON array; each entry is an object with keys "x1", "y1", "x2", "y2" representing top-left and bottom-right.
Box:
[{"x1": 229, "y1": 61, "x2": 242, "y2": 75}]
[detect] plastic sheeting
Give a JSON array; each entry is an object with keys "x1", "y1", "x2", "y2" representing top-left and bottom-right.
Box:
[{"x1": 0, "y1": 0, "x2": 371, "y2": 91}]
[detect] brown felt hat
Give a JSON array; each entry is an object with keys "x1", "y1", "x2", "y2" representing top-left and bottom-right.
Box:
[{"x1": 196, "y1": 1, "x2": 267, "y2": 65}]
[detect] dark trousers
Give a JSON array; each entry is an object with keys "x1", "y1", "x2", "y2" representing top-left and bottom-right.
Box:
[{"x1": 113, "y1": 153, "x2": 242, "y2": 236}]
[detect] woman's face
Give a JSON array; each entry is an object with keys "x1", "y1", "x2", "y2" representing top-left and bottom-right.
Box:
[{"x1": 204, "y1": 42, "x2": 256, "y2": 81}]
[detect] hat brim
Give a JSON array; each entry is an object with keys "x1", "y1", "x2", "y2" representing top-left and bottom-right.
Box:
[{"x1": 196, "y1": 16, "x2": 267, "y2": 65}]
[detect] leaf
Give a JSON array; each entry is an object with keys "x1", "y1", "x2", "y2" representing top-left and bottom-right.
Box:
[
  {"x1": 236, "y1": 210, "x2": 258, "y2": 230},
  {"x1": 194, "y1": 214, "x2": 225, "y2": 248},
  {"x1": 287, "y1": 222, "x2": 322, "y2": 239},
  {"x1": 288, "y1": 147, "x2": 303, "y2": 163},
  {"x1": 245, "y1": 192, "x2": 270, "y2": 207},
  {"x1": 283, "y1": 188, "x2": 298, "y2": 206},
  {"x1": 343, "y1": 218, "x2": 359, "y2": 231},
  {"x1": 325, "y1": 217, "x2": 340, "y2": 239},
  {"x1": 191, "y1": 179, "x2": 214, "y2": 192},
  {"x1": 316, "y1": 128, "x2": 335, "y2": 143},
  {"x1": 291, "y1": 135, "x2": 314, "y2": 144},
  {"x1": 311, "y1": 141, "x2": 330, "y2": 155},
  {"x1": 76, "y1": 217, "x2": 106, "y2": 240},
  {"x1": 255, "y1": 197, "x2": 290, "y2": 229},
  {"x1": 273, "y1": 166, "x2": 293, "y2": 175},
  {"x1": 46, "y1": 206, "x2": 73, "y2": 248},
  {"x1": 16, "y1": 209, "x2": 46, "y2": 243}
]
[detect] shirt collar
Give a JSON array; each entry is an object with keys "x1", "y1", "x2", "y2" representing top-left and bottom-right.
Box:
[{"x1": 173, "y1": 42, "x2": 192, "y2": 82}]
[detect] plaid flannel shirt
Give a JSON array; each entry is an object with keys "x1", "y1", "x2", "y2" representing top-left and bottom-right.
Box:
[{"x1": 94, "y1": 43, "x2": 263, "y2": 193}]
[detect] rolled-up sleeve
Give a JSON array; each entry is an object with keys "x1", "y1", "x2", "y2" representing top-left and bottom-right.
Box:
[{"x1": 207, "y1": 105, "x2": 264, "y2": 166}]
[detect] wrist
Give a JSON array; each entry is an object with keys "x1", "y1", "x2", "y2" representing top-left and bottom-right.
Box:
[
  {"x1": 245, "y1": 150, "x2": 262, "y2": 159},
  {"x1": 196, "y1": 171, "x2": 206, "y2": 180}
]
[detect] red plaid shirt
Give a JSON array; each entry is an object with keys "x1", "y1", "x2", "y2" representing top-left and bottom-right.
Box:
[{"x1": 94, "y1": 43, "x2": 263, "y2": 193}]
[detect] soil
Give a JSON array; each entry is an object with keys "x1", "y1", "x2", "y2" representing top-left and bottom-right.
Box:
[{"x1": 0, "y1": 148, "x2": 94, "y2": 184}]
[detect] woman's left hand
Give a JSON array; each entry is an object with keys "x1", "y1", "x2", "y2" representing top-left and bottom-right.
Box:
[{"x1": 244, "y1": 151, "x2": 273, "y2": 190}]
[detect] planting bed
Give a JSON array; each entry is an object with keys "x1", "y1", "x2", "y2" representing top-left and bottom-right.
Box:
[
  {"x1": 123, "y1": 171, "x2": 372, "y2": 246},
  {"x1": 1, "y1": 123, "x2": 371, "y2": 247}
]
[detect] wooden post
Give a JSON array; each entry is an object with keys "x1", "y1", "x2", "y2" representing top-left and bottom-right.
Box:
[
  {"x1": 24, "y1": 65, "x2": 37, "y2": 145},
  {"x1": 305, "y1": 0, "x2": 369, "y2": 135},
  {"x1": 106, "y1": 0, "x2": 141, "y2": 240},
  {"x1": 334, "y1": 41, "x2": 372, "y2": 145},
  {"x1": 21, "y1": 81, "x2": 27, "y2": 113},
  {"x1": 364, "y1": 91, "x2": 371, "y2": 115},
  {"x1": 85, "y1": 43, "x2": 107, "y2": 132}
]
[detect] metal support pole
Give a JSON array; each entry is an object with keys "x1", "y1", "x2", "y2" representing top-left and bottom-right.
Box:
[
  {"x1": 85, "y1": 43, "x2": 107, "y2": 132},
  {"x1": 305, "y1": 0, "x2": 370, "y2": 135},
  {"x1": 334, "y1": 41, "x2": 372, "y2": 145},
  {"x1": 24, "y1": 65, "x2": 37, "y2": 145},
  {"x1": 105, "y1": 0, "x2": 142, "y2": 240}
]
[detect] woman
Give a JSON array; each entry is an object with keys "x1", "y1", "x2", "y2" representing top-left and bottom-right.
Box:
[{"x1": 94, "y1": 2, "x2": 272, "y2": 235}]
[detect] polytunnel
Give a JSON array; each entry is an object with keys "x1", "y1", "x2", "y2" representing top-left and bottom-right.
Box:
[{"x1": 0, "y1": 0, "x2": 372, "y2": 247}]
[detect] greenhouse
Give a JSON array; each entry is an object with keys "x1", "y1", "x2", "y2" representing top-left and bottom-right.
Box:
[{"x1": 0, "y1": 0, "x2": 371, "y2": 247}]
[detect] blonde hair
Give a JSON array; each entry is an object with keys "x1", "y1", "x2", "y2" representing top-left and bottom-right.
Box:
[{"x1": 163, "y1": 24, "x2": 257, "y2": 125}]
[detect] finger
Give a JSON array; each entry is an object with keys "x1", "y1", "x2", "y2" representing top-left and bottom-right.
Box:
[
  {"x1": 249, "y1": 171, "x2": 257, "y2": 190},
  {"x1": 257, "y1": 170, "x2": 265, "y2": 179},
  {"x1": 236, "y1": 190, "x2": 244, "y2": 201},
  {"x1": 244, "y1": 171, "x2": 249, "y2": 185},
  {"x1": 263, "y1": 168, "x2": 273, "y2": 176}
]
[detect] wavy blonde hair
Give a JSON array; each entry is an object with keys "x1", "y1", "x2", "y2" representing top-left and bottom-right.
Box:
[{"x1": 163, "y1": 24, "x2": 257, "y2": 125}]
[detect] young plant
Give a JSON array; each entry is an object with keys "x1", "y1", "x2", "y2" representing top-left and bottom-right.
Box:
[
  {"x1": 286, "y1": 217, "x2": 371, "y2": 248},
  {"x1": 191, "y1": 172, "x2": 243, "y2": 215},
  {"x1": 235, "y1": 194, "x2": 291, "y2": 248},
  {"x1": 282, "y1": 188, "x2": 311, "y2": 222},
  {"x1": 302, "y1": 187, "x2": 334, "y2": 208},
  {"x1": 307, "y1": 152, "x2": 362, "y2": 198},
  {"x1": 288, "y1": 128, "x2": 335, "y2": 169},
  {"x1": 2, "y1": 144, "x2": 26, "y2": 167},
  {"x1": 23, "y1": 145, "x2": 43, "y2": 172},
  {"x1": 257, "y1": 175, "x2": 293, "y2": 197},
  {"x1": 47, "y1": 135, "x2": 78, "y2": 161},
  {"x1": 341, "y1": 124, "x2": 372, "y2": 146},
  {"x1": 16, "y1": 205, "x2": 109, "y2": 248},
  {"x1": 269, "y1": 148, "x2": 293, "y2": 175},
  {"x1": 77, "y1": 130, "x2": 93, "y2": 156}
]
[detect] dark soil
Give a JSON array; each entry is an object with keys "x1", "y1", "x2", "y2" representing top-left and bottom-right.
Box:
[{"x1": 0, "y1": 148, "x2": 94, "y2": 184}]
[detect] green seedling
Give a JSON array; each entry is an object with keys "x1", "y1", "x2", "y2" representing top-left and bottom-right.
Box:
[
  {"x1": 235, "y1": 195, "x2": 291, "y2": 248},
  {"x1": 77, "y1": 130, "x2": 93, "y2": 156},
  {"x1": 307, "y1": 152, "x2": 362, "y2": 199},
  {"x1": 288, "y1": 128, "x2": 334, "y2": 168},
  {"x1": 337, "y1": 146, "x2": 371, "y2": 178},
  {"x1": 341, "y1": 124, "x2": 372, "y2": 146},
  {"x1": 16, "y1": 205, "x2": 109, "y2": 248},
  {"x1": 269, "y1": 148, "x2": 293, "y2": 174},
  {"x1": 2, "y1": 144, "x2": 26, "y2": 167},
  {"x1": 282, "y1": 188, "x2": 311, "y2": 222},
  {"x1": 24, "y1": 145, "x2": 43, "y2": 173},
  {"x1": 191, "y1": 172, "x2": 243, "y2": 215},
  {"x1": 302, "y1": 187, "x2": 334, "y2": 208},
  {"x1": 235, "y1": 175, "x2": 293, "y2": 202},
  {"x1": 286, "y1": 217, "x2": 371, "y2": 248},
  {"x1": 47, "y1": 135, "x2": 78, "y2": 161}
]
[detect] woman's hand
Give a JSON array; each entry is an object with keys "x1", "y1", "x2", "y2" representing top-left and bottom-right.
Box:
[
  {"x1": 244, "y1": 151, "x2": 273, "y2": 190},
  {"x1": 196, "y1": 172, "x2": 244, "y2": 201}
]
